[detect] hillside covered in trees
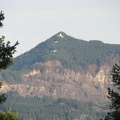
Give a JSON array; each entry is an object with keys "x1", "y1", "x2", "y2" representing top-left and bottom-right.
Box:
[
  {"x1": 0, "y1": 92, "x2": 106, "y2": 120},
  {"x1": 11, "y1": 32, "x2": 120, "y2": 71},
  {"x1": 0, "y1": 32, "x2": 120, "y2": 120}
]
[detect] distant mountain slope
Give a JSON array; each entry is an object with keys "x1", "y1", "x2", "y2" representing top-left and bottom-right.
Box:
[
  {"x1": 0, "y1": 32, "x2": 120, "y2": 120},
  {"x1": 11, "y1": 31, "x2": 120, "y2": 71}
]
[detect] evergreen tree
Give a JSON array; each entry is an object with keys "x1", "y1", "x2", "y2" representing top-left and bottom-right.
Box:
[
  {"x1": 0, "y1": 11, "x2": 18, "y2": 119},
  {"x1": 0, "y1": 11, "x2": 18, "y2": 104},
  {"x1": 104, "y1": 64, "x2": 120, "y2": 120},
  {"x1": 0, "y1": 108, "x2": 18, "y2": 120}
]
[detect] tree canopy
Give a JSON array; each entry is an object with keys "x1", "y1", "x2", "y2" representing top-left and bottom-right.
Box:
[
  {"x1": 104, "y1": 64, "x2": 120, "y2": 120},
  {"x1": 0, "y1": 11, "x2": 18, "y2": 120},
  {"x1": 0, "y1": 11, "x2": 19, "y2": 104}
]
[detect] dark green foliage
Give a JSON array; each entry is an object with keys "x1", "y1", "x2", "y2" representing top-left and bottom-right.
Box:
[
  {"x1": 0, "y1": 10, "x2": 18, "y2": 104},
  {"x1": 0, "y1": 92, "x2": 106, "y2": 120},
  {"x1": 0, "y1": 108, "x2": 18, "y2": 120},
  {"x1": 0, "y1": 90, "x2": 6, "y2": 104},
  {"x1": 0, "y1": 82, "x2": 6, "y2": 104},
  {"x1": 0, "y1": 11, "x2": 4, "y2": 27},
  {"x1": 0, "y1": 11, "x2": 19, "y2": 119},
  {"x1": 11, "y1": 32, "x2": 120, "y2": 71},
  {"x1": 0, "y1": 36, "x2": 19, "y2": 70},
  {"x1": 0, "y1": 11, "x2": 19, "y2": 70},
  {"x1": 104, "y1": 64, "x2": 120, "y2": 120}
]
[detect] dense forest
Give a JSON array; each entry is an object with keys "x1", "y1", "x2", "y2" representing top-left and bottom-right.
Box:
[
  {"x1": 11, "y1": 32, "x2": 120, "y2": 71},
  {"x1": 0, "y1": 92, "x2": 106, "y2": 120}
]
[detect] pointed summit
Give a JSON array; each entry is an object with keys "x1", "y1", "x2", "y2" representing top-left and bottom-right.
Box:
[
  {"x1": 58, "y1": 32, "x2": 64, "y2": 38},
  {"x1": 57, "y1": 31, "x2": 67, "y2": 35},
  {"x1": 55, "y1": 31, "x2": 68, "y2": 38}
]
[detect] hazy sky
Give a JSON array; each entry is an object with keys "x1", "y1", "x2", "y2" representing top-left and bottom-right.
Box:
[{"x1": 0, "y1": 0, "x2": 120, "y2": 57}]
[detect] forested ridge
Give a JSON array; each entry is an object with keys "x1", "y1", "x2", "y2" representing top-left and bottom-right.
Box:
[{"x1": 11, "y1": 32, "x2": 120, "y2": 71}]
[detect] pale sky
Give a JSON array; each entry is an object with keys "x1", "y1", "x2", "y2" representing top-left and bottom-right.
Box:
[{"x1": 0, "y1": 0, "x2": 120, "y2": 57}]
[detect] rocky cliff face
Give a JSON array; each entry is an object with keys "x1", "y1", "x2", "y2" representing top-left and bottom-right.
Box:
[{"x1": 0, "y1": 60, "x2": 112, "y2": 103}]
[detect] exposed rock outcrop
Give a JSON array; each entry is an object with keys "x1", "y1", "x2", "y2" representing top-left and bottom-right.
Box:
[{"x1": 0, "y1": 60, "x2": 112, "y2": 103}]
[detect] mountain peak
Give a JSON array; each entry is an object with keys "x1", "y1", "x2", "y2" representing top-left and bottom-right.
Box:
[
  {"x1": 55, "y1": 31, "x2": 68, "y2": 38},
  {"x1": 58, "y1": 32, "x2": 64, "y2": 38},
  {"x1": 57, "y1": 31, "x2": 66, "y2": 35}
]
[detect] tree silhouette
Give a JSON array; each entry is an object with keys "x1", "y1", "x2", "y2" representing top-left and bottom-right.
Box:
[
  {"x1": 0, "y1": 11, "x2": 18, "y2": 104},
  {"x1": 104, "y1": 64, "x2": 120, "y2": 120},
  {"x1": 0, "y1": 11, "x2": 18, "y2": 119}
]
